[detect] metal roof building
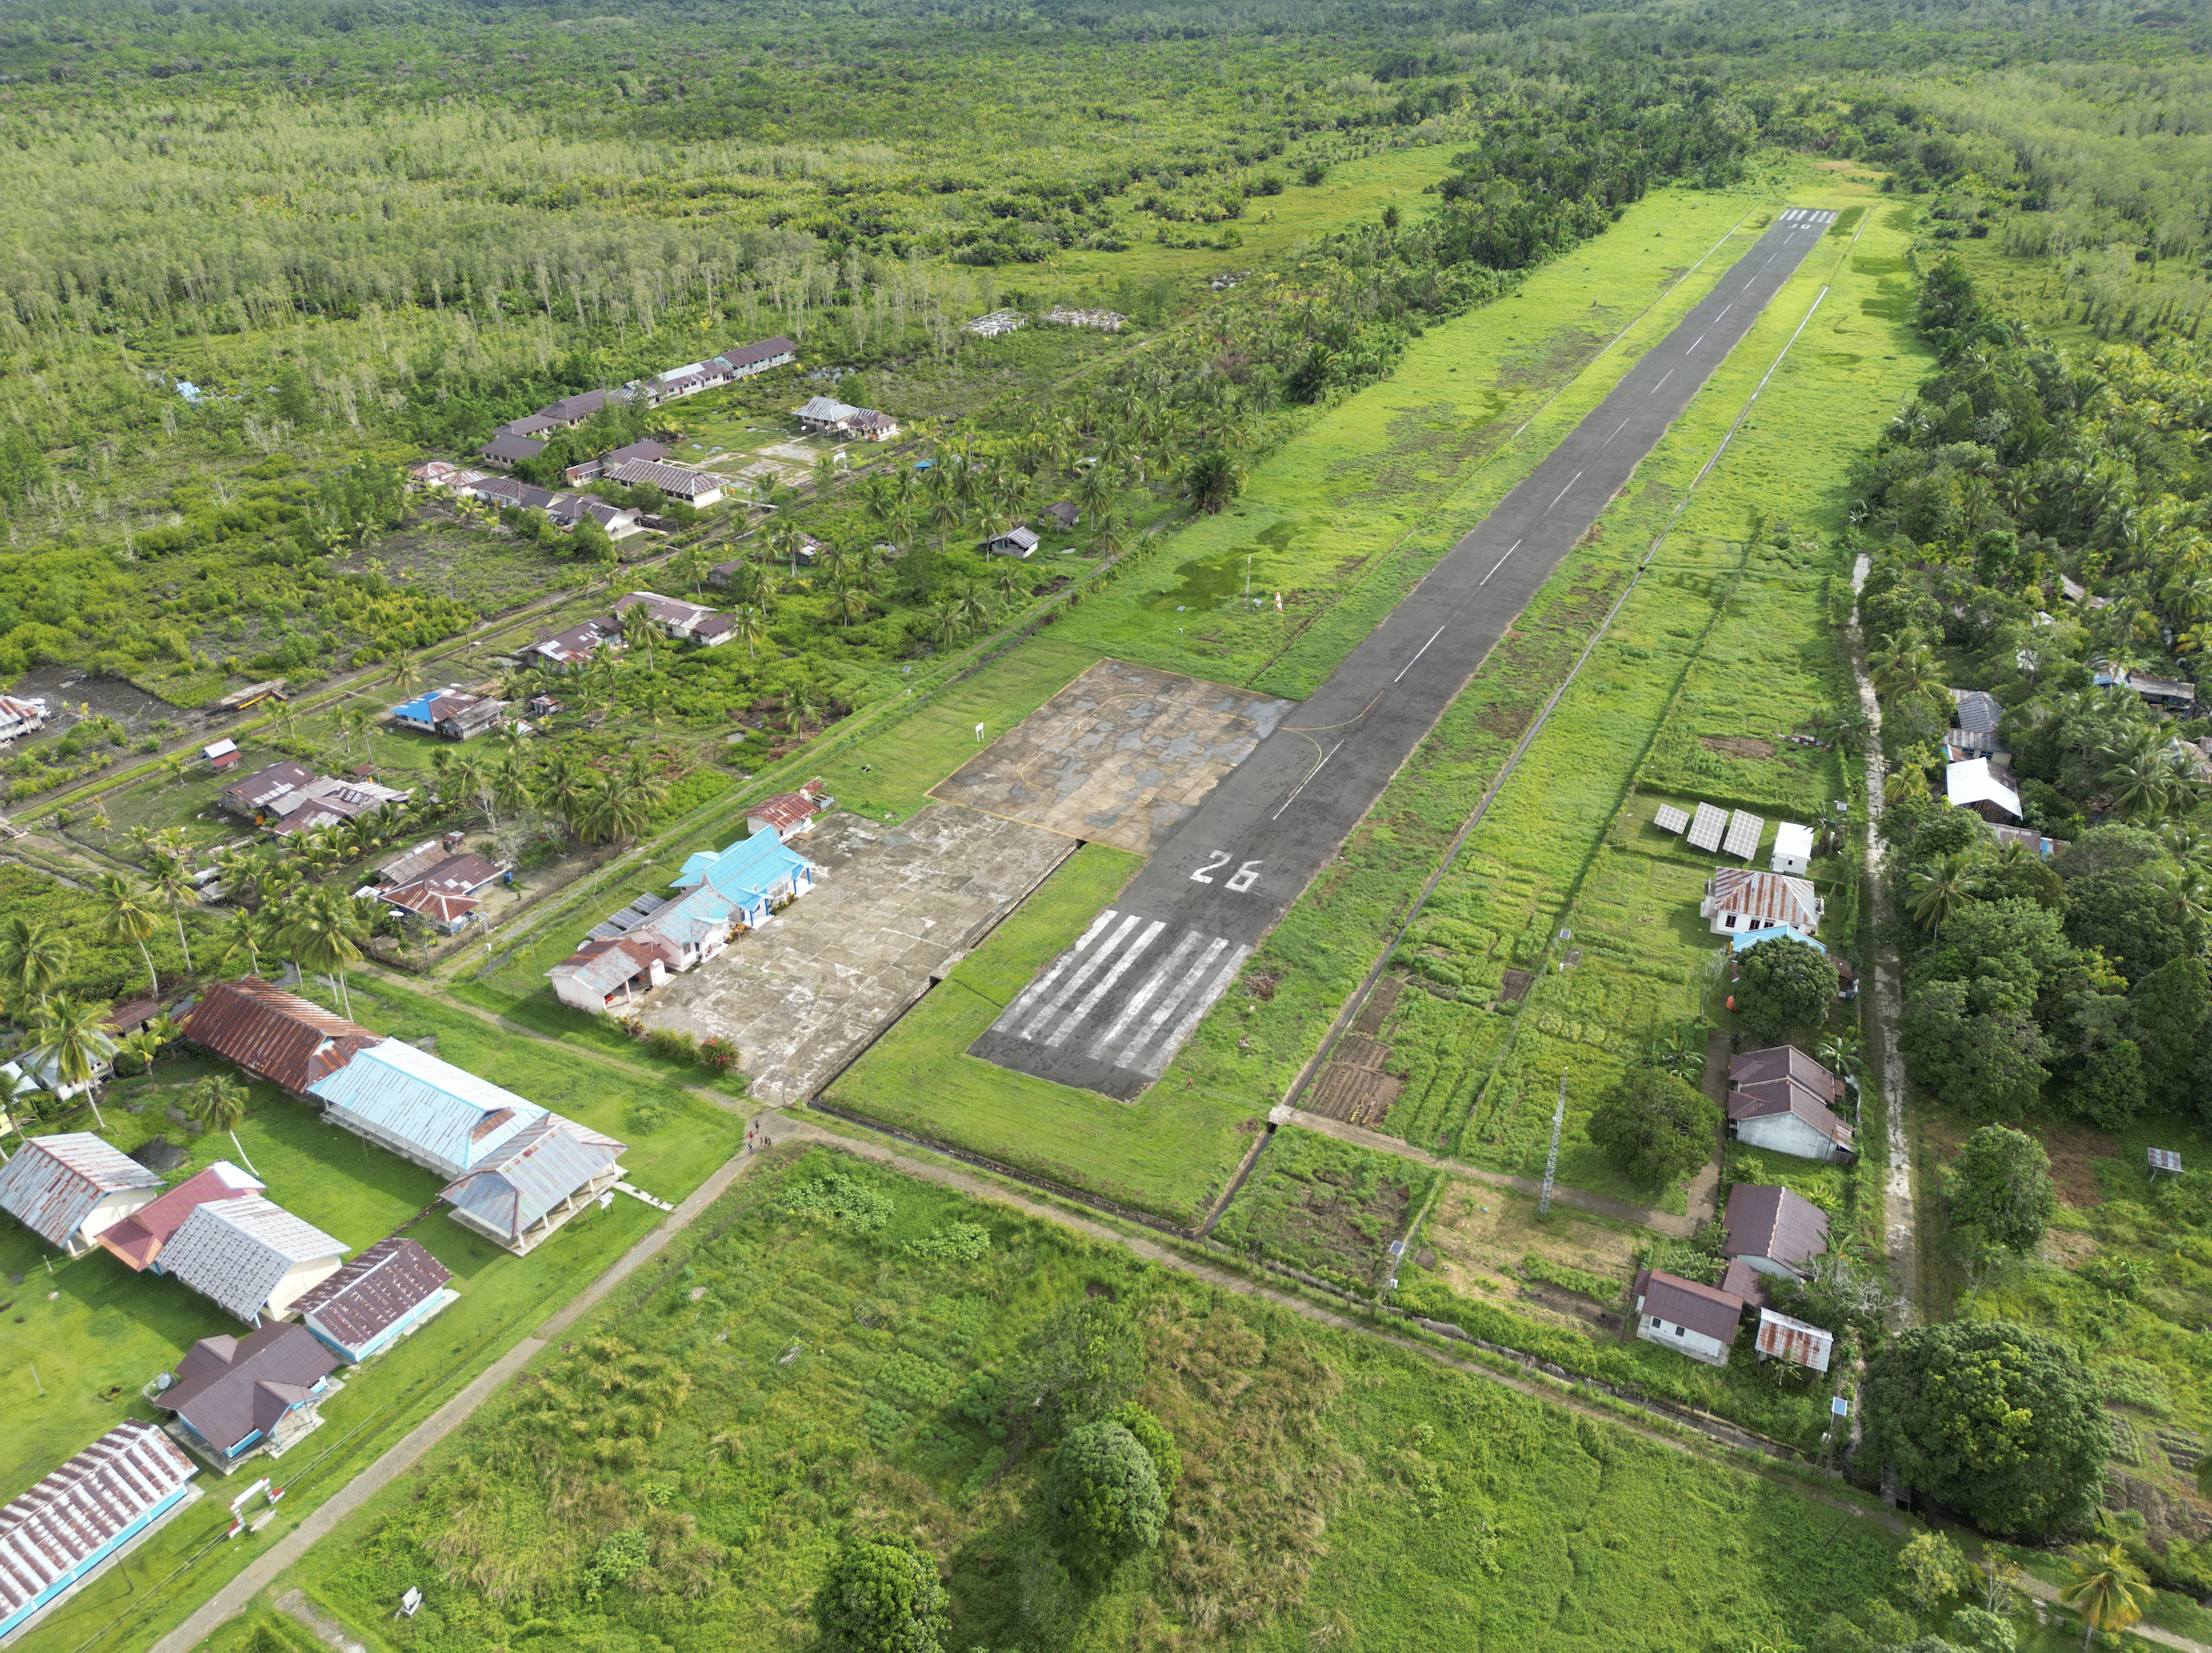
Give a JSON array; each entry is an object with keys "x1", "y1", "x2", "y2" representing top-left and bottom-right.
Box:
[
  {"x1": 1722, "y1": 1184, "x2": 1830, "y2": 1280},
  {"x1": 95, "y1": 1161, "x2": 265, "y2": 1271},
  {"x1": 1755, "y1": 1308, "x2": 1835, "y2": 1373},
  {"x1": 0, "y1": 1134, "x2": 165, "y2": 1256},
  {"x1": 156, "y1": 1325, "x2": 339, "y2": 1463},
  {"x1": 292, "y1": 1237, "x2": 457, "y2": 1364},
  {"x1": 158, "y1": 1194, "x2": 351, "y2": 1324},
  {"x1": 181, "y1": 977, "x2": 381, "y2": 1097},
  {"x1": 307, "y1": 1039, "x2": 546, "y2": 1180},
  {"x1": 442, "y1": 1115, "x2": 625, "y2": 1256},
  {"x1": 0, "y1": 1420, "x2": 199, "y2": 1639},
  {"x1": 672, "y1": 827, "x2": 817, "y2": 929}
]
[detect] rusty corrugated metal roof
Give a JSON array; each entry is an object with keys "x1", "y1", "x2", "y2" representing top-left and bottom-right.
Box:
[
  {"x1": 1755, "y1": 1308, "x2": 1834, "y2": 1373},
  {"x1": 180, "y1": 977, "x2": 379, "y2": 1095},
  {"x1": 0, "y1": 1420, "x2": 197, "y2": 1627},
  {"x1": 291, "y1": 1237, "x2": 452, "y2": 1355},
  {"x1": 0, "y1": 1134, "x2": 163, "y2": 1249}
]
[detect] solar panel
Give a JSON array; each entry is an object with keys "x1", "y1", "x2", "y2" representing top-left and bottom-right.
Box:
[
  {"x1": 2149, "y1": 1148, "x2": 2183, "y2": 1174},
  {"x1": 1724, "y1": 810, "x2": 1764, "y2": 859},
  {"x1": 1687, "y1": 803, "x2": 1728, "y2": 852},
  {"x1": 1653, "y1": 804, "x2": 1689, "y2": 835}
]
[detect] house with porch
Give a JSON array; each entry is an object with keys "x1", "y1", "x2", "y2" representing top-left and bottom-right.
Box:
[
  {"x1": 153, "y1": 1325, "x2": 340, "y2": 1469},
  {"x1": 441, "y1": 1116, "x2": 626, "y2": 1256}
]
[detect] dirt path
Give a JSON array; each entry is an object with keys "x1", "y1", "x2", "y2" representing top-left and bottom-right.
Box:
[
  {"x1": 1274, "y1": 1105, "x2": 1701, "y2": 1236},
  {"x1": 1849, "y1": 551, "x2": 1918, "y2": 1326}
]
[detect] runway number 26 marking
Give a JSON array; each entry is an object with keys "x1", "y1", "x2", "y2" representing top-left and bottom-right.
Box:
[{"x1": 1191, "y1": 851, "x2": 1263, "y2": 893}]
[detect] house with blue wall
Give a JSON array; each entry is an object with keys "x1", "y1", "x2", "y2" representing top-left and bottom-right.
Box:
[
  {"x1": 0, "y1": 1421, "x2": 199, "y2": 1637},
  {"x1": 672, "y1": 826, "x2": 818, "y2": 930}
]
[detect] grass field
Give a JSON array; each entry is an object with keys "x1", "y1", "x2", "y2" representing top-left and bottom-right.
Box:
[
  {"x1": 4, "y1": 983, "x2": 744, "y2": 1653},
  {"x1": 822, "y1": 841, "x2": 1270, "y2": 1226},
  {"x1": 240, "y1": 1143, "x2": 1913, "y2": 1653}
]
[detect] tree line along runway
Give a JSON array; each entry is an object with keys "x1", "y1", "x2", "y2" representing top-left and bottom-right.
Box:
[{"x1": 969, "y1": 207, "x2": 1840, "y2": 1101}]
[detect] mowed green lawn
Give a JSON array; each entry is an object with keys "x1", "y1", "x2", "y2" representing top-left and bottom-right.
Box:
[
  {"x1": 3, "y1": 980, "x2": 742, "y2": 1653},
  {"x1": 824, "y1": 841, "x2": 1267, "y2": 1227}
]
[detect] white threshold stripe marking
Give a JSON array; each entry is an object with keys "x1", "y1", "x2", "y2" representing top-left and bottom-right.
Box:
[
  {"x1": 999, "y1": 908, "x2": 1114, "y2": 1027},
  {"x1": 1085, "y1": 930, "x2": 1202, "y2": 1058},
  {"x1": 1273, "y1": 740, "x2": 1346, "y2": 819},
  {"x1": 1479, "y1": 537, "x2": 1524, "y2": 587},
  {"x1": 1117, "y1": 937, "x2": 1231, "y2": 1071},
  {"x1": 1134, "y1": 946, "x2": 1253, "y2": 1078},
  {"x1": 1021, "y1": 911, "x2": 1140, "y2": 1038},
  {"x1": 1044, "y1": 919, "x2": 1163, "y2": 1048},
  {"x1": 1548, "y1": 471, "x2": 1583, "y2": 510},
  {"x1": 1394, "y1": 624, "x2": 1449, "y2": 684}
]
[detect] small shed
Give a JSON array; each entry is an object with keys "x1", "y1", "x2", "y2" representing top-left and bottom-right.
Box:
[
  {"x1": 981, "y1": 527, "x2": 1040, "y2": 559},
  {"x1": 1755, "y1": 1308, "x2": 1834, "y2": 1374},
  {"x1": 201, "y1": 739, "x2": 241, "y2": 772},
  {"x1": 1946, "y1": 757, "x2": 2023, "y2": 824},
  {"x1": 1769, "y1": 821, "x2": 1814, "y2": 877}
]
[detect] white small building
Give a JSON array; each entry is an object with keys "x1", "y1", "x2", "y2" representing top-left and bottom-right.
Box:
[
  {"x1": 1701, "y1": 867, "x2": 1822, "y2": 937},
  {"x1": 1769, "y1": 821, "x2": 1814, "y2": 877},
  {"x1": 0, "y1": 1134, "x2": 164, "y2": 1256},
  {"x1": 157, "y1": 1194, "x2": 352, "y2": 1325},
  {"x1": 1630, "y1": 1267, "x2": 1745, "y2": 1368},
  {"x1": 1946, "y1": 757, "x2": 2023, "y2": 823}
]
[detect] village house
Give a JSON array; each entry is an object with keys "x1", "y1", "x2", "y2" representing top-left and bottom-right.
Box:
[
  {"x1": 1700, "y1": 867, "x2": 1822, "y2": 936},
  {"x1": 672, "y1": 826, "x2": 818, "y2": 926},
  {"x1": 747, "y1": 780, "x2": 831, "y2": 839},
  {"x1": 306, "y1": 1037, "x2": 551, "y2": 1181},
  {"x1": 440, "y1": 1115, "x2": 627, "y2": 1256},
  {"x1": 2097, "y1": 667, "x2": 2198, "y2": 712},
  {"x1": 390, "y1": 688, "x2": 504, "y2": 742},
  {"x1": 1947, "y1": 686, "x2": 2004, "y2": 759},
  {"x1": 616, "y1": 590, "x2": 735, "y2": 646},
  {"x1": 982, "y1": 526, "x2": 1040, "y2": 559},
  {"x1": 1042, "y1": 500, "x2": 1081, "y2": 532},
  {"x1": 1945, "y1": 756, "x2": 2023, "y2": 823},
  {"x1": 290, "y1": 1235, "x2": 457, "y2": 1364},
  {"x1": 375, "y1": 851, "x2": 506, "y2": 933},
  {"x1": 0, "y1": 1134, "x2": 165, "y2": 1257},
  {"x1": 261, "y1": 774, "x2": 413, "y2": 837},
  {"x1": 1, "y1": 1039, "x2": 114, "y2": 1105},
  {"x1": 1630, "y1": 1268, "x2": 1745, "y2": 1367},
  {"x1": 0, "y1": 693, "x2": 48, "y2": 744},
  {"x1": 375, "y1": 835, "x2": 466, "y2": 889},
  {"x1": 200, "y1": 738, "x2": 241, "y2": 773},
  {"x1": 156, "y1": 1192, "x2": 352, "y2": 1324},
  {"x1": 564, "y1": 439, "x2": 668, "y2": 485},
  {"x1": 540, "y1": 389, "x2": 613, "y2": 427},
  {"x1": 94, "y1": 1161, "x2": 266, "y2": 1273},
  {"x1": 546, "y1": 493, "x2": 643, "y2": 538},
  {"x1": 604, "y1": 458, "x2": 723, "y2": 507},
  {"x1": 1722, "y1": 1184, "x2": 1830, "y2": 1280},
  {"x1": 477, "y1": 434, "x2": 546, "y2": 469},
  {"x1": 717, "y1": 336, "x2": 798, "y2": 378},
  {"x1": 0, "y1": 1420, "x2": 200, "y2": 1639},
  {"x1": 547, "y1": 936, "x2": 673, "y2": 1013},
  {"x1": 1726, "y1": 1046, "x2": 1855, "y2": 1164},
  {"x1": 520, "y1": 617, "x2": 623, "y2": 672},
  {"x1": 216, "y1": 760, "x2": 315, "y2": 821},
  {"x1": 181, "y1": 976, "x2": 383, "y2": 1098},
  {"x1": 154, "y1": 1325, "x2": 340, "y2": 1468},
  {"x1": 792, "y1": 394, "x2": 857, "y2": 434}
]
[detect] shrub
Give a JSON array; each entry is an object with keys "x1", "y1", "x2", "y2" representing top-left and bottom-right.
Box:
[
  {"x1": 697, "y1": 1034, "x2": 739, "y2": 1073},
  {"x1": 1109, "y1": 1402, "x2": 1181, "y2": 1494},
  {"x1": 1047, "y1": 1422, "x2": 1166, "y2": 1575},
  {"x1": 645, "y1": 1027, "x2": 697, "y2": 1064},
  {"x1": 812, "y1": 1532, "x2": 948, "y2": 1653},
  {"x1": 778, "y1": 1169, "x2": 894, "y2": 1231}
]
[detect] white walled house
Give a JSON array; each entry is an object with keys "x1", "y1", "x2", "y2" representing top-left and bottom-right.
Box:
[
  {"x1": 1769, "y1": 822, "x2": 1814, "y2": 877},
  {"x1": 1722, "y1": 1184, "x2": 1830, "y2": 1281},
  {"x1": 1701, "y1": 867, "x2": 1822, "y2": 937},
  {"x1": 1727, "y1": 1046, "x2": 1854, "y2": 1163},
  {"x1": 0, "y1": 1135, "x2": 165, "y2": 1256},
  {"x1": 1630, "y1": 1268, "x2": 1745, "y2": 1367}
]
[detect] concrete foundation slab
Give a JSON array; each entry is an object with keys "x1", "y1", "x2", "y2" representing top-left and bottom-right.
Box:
[
  {"x1": 638, "y1": 804, "x2": 1075, "y2": 1104},
  {"x1": 929, "y1": 657, "x2": 1295, "y2": 854}
]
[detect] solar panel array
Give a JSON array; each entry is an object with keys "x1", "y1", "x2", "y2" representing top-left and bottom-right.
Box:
[
  {"x1": 1687, "y1": 803, "x2": 1728, "y2": 852},
  {"x1": 2149, "y1": 1147, "x2": 2183, "y2": 1174},
  {"x1": 1724, "y1": 810, "x2": 1764, "y2": 859},
  {"x1": 1653, "y1": 804, "x2": 1689, "y2": 834}
]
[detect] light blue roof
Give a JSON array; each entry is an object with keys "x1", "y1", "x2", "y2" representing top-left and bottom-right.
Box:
[
  {"x1": 390, "y1": 691, "x2": 442, "y2": 723},
  {"x1": 652, "y1": 884, "x2": 737, "y2": 945},
  {"x1": 673, "y1": 828, "x2": 814, "y2": 908},
  {"x1": 1730, "y1": 925, "x2": 1826, "y2": 955},
  {"x1": 308, "y1": 1040, "x2": 546, "y2": 1179}
]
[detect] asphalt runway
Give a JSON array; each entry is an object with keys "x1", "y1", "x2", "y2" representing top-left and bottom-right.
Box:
[{"x1": 971, "y1": 207, "x2": 1839, "y2": 1100}]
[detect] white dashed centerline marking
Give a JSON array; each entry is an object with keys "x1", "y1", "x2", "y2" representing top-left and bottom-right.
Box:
[
  {"x1": 1479, "y1": 537, "x2": 1525, "y2": 586},
  {"x1": 1548, "y1": 471, "x2": 1583, "y2": 510},
  {"x1": 1394, "y1": 624, "x2": 1449, "y2": 684}
]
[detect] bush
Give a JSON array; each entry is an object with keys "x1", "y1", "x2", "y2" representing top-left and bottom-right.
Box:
[
  {"x1": 1109, "y1": 1402, "x2": 1181, "y2": 1494},
  {"x1": 644, "y1": 1027, "x2": 697, "y2": 1064},
  {"x1": 1047, "y1": 1421, "x2": 1166, "y2": 1575},
  {"x1": 813, "y1": 1533, "x2": 948, "y2": 1653},
  {"x1": 697, "y1": 1034, "x2": 739, "y2": 1073}
]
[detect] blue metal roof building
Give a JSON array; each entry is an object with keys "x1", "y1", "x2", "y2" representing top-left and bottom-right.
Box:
[
  {"x1": 673, "y1": 826, "x2": 816, "y2": 929},
  {"x1": 307, "y1": 1040, "x2": 546, "y2": 1180},
  {"x1": 442, "y1": 1116, "x2": 626, "y2": 1256}
]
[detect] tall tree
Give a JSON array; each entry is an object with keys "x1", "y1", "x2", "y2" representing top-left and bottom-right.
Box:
[
  {"x1": 25, "y1": 996, "x2": 116, "y2": 1130},
  {"x1": 97, "y1": 873, "x2": 164, "y2": 995},
  {"x1": 187, "y1": 1074, "x2": 257, "y2": 1173}
]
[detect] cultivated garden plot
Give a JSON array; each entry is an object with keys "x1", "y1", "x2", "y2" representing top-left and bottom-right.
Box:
[
  {"x1": 635, "y1": 803, "x2": 1076, "y2": 1105},
  {"x1": 929, "y1": 657, "x2": 1297, "y2": 855}
]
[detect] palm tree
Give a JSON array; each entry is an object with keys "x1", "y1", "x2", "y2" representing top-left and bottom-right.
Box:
[
  {"x1": 671, "y1": 545, "x2": 708, "y2": 596},
  {"x1": 627, "y1": 619, "x2": 664, "y2": 671},
  {"x1": 2059, "y1": 1542, "x2": 2148, "y2": 1648},
  {"x1": 729, "y1": 605, "x2": 768, "y2": 659},
  {"x1": 186, "y1": 1074, "x2": 257, "y2": 1174},
  {"x1": 534, "y1": 749, "x2": 591, "y2": 831},
  {"x1": 575, "y1": 770, "x2": 660, "y2": 846},
  {"x1": 829, "y1": 576, "x2": 871, "y2": 627},
  {"x1": 954, "y1": 582, "x2": 993, "y2": 636},
  {"x1": 272, "y1": 886, "x2": 366, "y2": 1017},
  {"x1": 924, "y1": 594, "x2": 963, "y2": 652},
  {"x1": 2103, "y1": 751, "x2": 2179, "y2": 822},
  {"x1": 1181, "y1": 448, "x2": 1243, "y2": 515},
  {"x1": 26, "y1": 996, "x2": 116, "y2": 1130},
  {"x1": 0, "y1": 918, "x2": 70, "y2": 1007},
  {"x1": 216, "y1": 908, "x2": 265, "y2": 978},
  {"x1": 1076, "y1": 462, "x2": 1114, "y2": 529},
  {"x1": 927, "y1": 490, "x2": 965, "y2": 558},
  {"x1": 338, "y1": 704, "x2": 375, "y2": 764},
  {"x1": 1906, "y1": 849, "x2": 1984, "y2": 932},
  {"x1": 446, "y1": 753, "x2": 492, "y2": 827},
  {"x1": 1871, "y1": 631, "x2": 1941, "y2": 704},
  {"x1": 145, "y1": 853, "x2": 199, "y2": 973},
  {"x1": 783, "y1": 687, "x2": 820, "y2": 739},
  {"x1": 97, "y1": 872, "x2": 164, "y2": 995},
  {"x1": 386, "y1": 650, "x2": 427, "y2": 700}
]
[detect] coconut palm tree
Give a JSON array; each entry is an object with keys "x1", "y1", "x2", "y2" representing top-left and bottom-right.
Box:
[
  {"x1": 0, "y1": 918, "x2": 70, "y2": 1008},
  {"x1": 216, "y1": 908, "x2": 266, "y2": 978},
  {"x1": 728, "y1": 605, "x2": 769, "y2": 659},
  {"x1": 26, "y1": 996, "x2": 117, "y2": 1130},
  {"x1": 575, "y1": 769, "x2": 660, "y2": 847},
  {"x1": 387, "y1": 650, "x2": 427, "y2": 700},
  {"x1": 1906, "y1": 849, "x2": 1984, "y2": 932},
  {"x1": 534, "y1": 749, "x2": 591, "y2": 832},
  {"x1": 2103, "y1": 750, "x2": 2179, "y2": 822},
  {"x1": 272, "y1": 885, "x2": 366, "y2": 1018},
  {"x1": 97, "y1": 872, "x2": 164, "y2": 995},
  {"x1": 187, "y1": 1074, "x2": 257, "y2": 1174},
  {"x1": 145, "y1": 852, "x2": 199, "y2": 973},
  {"x1": 924, "y1": 594, "x2": 963, "y2": 652},
  {"x1": 1871, "y1": 631, "x2": 1941, "y2": 705},
  {"x1": 2059, "y1": 1542, "x2": 2148, "y2": 1649},
  {"x1": 445, "y1": 753, "x2": 492, "y2": 828}
]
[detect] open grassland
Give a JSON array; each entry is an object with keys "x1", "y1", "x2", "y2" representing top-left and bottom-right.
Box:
[
  {"x1": 1158, "y1": 173, "x2": 1917, "y2": 1219},
  {"x1": 247, "y1": 1145, "x2": 1904, "y2": 1653},
  {"x1": 3, "y1": 987, "x2": 742, "y2": 1653},
  {"x1": 822, "y1": 841, "x2": 1271, "y2": 1227}
]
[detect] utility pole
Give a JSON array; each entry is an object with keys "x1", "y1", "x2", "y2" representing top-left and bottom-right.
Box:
[{"x1": 1538, "y1": 1072, "x2": 1566, "y2": 1218}]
